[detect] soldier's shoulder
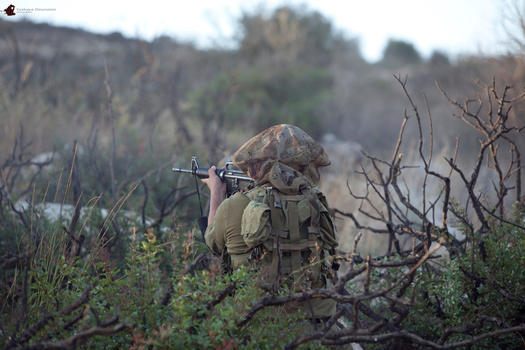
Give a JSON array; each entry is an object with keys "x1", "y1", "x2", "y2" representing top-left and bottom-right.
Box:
[{"x1": 227, "y1": 191, "x2": 252, "y2": 206}]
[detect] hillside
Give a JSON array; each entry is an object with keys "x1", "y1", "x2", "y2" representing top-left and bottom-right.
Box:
[
  {"x1": 1, "y1": 12, "x2": 525, "y2": 247},
  {"x1": 3, "y1": 16, "x2": 520, "y2": 157}
]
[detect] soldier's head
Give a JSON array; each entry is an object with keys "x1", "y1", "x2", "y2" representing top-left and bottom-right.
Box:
[{"x1": 232, "y1": 124, "x2": 330, "y2": 193}]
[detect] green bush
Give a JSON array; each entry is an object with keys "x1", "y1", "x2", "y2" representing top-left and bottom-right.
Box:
[
  {"x1": 1, "y1": 215, "x2": 329, "y2": 349},
  {"x1": 340, "y1": 206, "x2": 525, "y2": 349},
  {"x1": 400, "y1": 207, "x2": 525, "y2": 349}
]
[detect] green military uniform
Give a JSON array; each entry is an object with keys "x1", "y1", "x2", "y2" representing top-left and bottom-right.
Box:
[{"x1": 205, "y1": 124, "x2": 339, "y2": 319}]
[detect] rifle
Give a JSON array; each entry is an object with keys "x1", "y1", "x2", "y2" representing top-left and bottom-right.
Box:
[
  {"x1": 172, "y1": 157, "x2": 254, "y2": 238},
  {"x1": 172, "y1": 157, "x2": 254, "y2": 196}
]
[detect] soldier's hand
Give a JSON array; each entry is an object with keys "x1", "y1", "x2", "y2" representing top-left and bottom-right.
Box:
[{"x1": 201, "y1": 166, "x2": 227, "y2": 199}]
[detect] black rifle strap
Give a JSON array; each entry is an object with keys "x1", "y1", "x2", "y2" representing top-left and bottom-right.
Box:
[
  {"x1": 195, "y1": 175, "x2": 204, "y2": 218},
  {"x1": 197, "y1": 216, "x2": 208, "y2": 242},
  {"x1": 194, "y1": 175, "x2": 208, "y2": 241}
]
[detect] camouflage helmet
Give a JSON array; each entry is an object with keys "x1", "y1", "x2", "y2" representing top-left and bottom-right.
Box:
[{"x1": 232, "y1": 124, "x2": 330, "y2": 194}]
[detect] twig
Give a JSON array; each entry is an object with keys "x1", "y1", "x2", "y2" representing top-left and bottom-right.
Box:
[
  {"x1": 204, "y1": 282, "x2": 236, "y2": 312},
  {"x1": 350, "y1": 232, "x2": 362, "y2": 270},
  {"x1": 9, "y1": 285, "x2": 93, "y2": 348},
  {"x1": 9, "y1": 322, "x2": 135, "y2": 350},
  {"x1": 183, "y1": 252, "x2": 209, "y2": 276},
  {"x1": 286, "y1": 324, "x2": 525, "y2": 349},
  {"x1": 104, "y1": 59, "x2": 117, "y2": 204}
]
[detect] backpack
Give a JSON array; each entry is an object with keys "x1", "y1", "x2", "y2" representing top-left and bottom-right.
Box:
[{"x1": 231, "y1": 185, "x2": 339, "y2": 290}]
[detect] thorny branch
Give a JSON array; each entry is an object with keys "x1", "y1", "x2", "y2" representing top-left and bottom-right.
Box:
[
  {"x1": 6, "y1": 285, "x2": 93, "y2": 349},
  {"x1": 0, "y1": 125, "x2": 54, "y2": 217},
  {"x1": 329, "y1": 77, "x2": 525, "y2": 349},
  {"x1": 286, "y1": 324, "x2": 525, "y2": 350},
  {"x1": 437, "y1": 79, "x2": 524, "y2": 231},
  {"x1": 9, "y1": 322, "x2": 135, "y2": 350}
]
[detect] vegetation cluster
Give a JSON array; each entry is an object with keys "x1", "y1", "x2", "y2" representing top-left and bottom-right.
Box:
[{"x1": 1, "y1": 3, "x2": 525, "y2": 349}]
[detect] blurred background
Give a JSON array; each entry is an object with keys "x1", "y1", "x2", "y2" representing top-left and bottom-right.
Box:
[{"x1": 1, "y1": 0, "x2": 525, "y2": 255}]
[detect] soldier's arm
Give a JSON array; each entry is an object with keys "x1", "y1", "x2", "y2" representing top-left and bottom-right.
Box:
[{"x1": 201, "y1": 165, "x2": 227, "y2": 225}]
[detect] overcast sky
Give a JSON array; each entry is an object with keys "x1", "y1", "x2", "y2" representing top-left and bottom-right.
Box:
[{"x1": 1, "y1": 0, "x2": 513, "y2": 62}]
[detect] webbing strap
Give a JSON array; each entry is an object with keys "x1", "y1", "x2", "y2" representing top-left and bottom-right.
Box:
[
  {"x1": 288, "y1": 200, "x2": 303, "y2": 283},
  {"x1": 288, "y1": 200, "x2": 301, "y2": 243},
  {"x1": 302, "y1": 188, "x2": 321, "y2": 228},
  {"x1": 270, "y1": 228, "x2": 289, "y2": 239},
  {"x1": 267, "y1": 188, "x2": 283, "y2": 280},
  {"x1": 272, "y1": 189, "x2": 282, "y2": 208},
  {"x1": 308, "y1": 226, "x2": 320, "y2": 234},
  {"x1": 282, "y1": 194, "x2": 305, "y2": 202},
  {"x1": 270, "y1": 236, "x2": 281, "y2": 279},
  {"x1": 302, "y1": 187, "x2": 322, "y2": 282},
  {"x1": 268, "y1": 189, "x2": 284, "y2": 231},
  {"x1": 308, "y1": 248, "x2": 321, "y2": 283},
  {"x1": 276, "y1": 240, "x2": 317, "y2": 251},
  {"x1": 308, "y1": 226, "x2": 320, "y2": 243}
]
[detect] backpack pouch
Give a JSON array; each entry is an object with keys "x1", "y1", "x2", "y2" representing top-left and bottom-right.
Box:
[{"x1": 241, "y1": 201, "x2": 272, "y2": 249}]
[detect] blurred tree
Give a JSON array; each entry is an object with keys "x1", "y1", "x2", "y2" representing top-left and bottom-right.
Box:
[
  {"x1": 429, "y1": 50, "x2": 450, "y2": 66},
  {"x1": 488, "y1": 0, "x2": 525, "y2": 150},
  {"x1": 288, "y1": 6, "x2": 362, "y2": 67},
  {"x1": 254, "y1": 65, "x2": 332, "y2": 136},
  {"x1": 381, "y1": 39, "x2": 421, "y2": 66},
  {"x1": 237, "y1": 5, "x2": 362, "y2": 69},
  {"x1": 187, "y1": 64, "x2": 332, "y2": 157},
  {"x1": 501, "y1": 0, "x2": 525, "y2": 52},
  {"x1": 229, "y1": 4, "x2": 365, "y2": 142}
]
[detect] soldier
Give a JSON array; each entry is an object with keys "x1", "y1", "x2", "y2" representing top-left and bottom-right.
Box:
[{"x1": 202, "y1": 124, "x2": 339, "y2": 320}]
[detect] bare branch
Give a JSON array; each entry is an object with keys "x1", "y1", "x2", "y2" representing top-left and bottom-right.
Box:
[{"x1": 9, "y1": 322, "x2": 135, "y2": 350}]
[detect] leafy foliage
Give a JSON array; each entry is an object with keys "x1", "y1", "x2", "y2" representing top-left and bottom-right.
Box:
[
  {"x1": 1, "y1": 219, "x2": 325, "y2": 349},
  {"x1": 392, "y1": 207, "x2": 525, "y2": 349}
]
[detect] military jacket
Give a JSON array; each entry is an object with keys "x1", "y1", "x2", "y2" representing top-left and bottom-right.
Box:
[{"x1": 205, "y1": 185, "x2": 338, "y2": 318}]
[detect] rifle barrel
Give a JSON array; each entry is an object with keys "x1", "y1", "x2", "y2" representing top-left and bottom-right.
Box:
[{"x1": 172, "y1": 166, "x2": 216, "y2": 179}]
